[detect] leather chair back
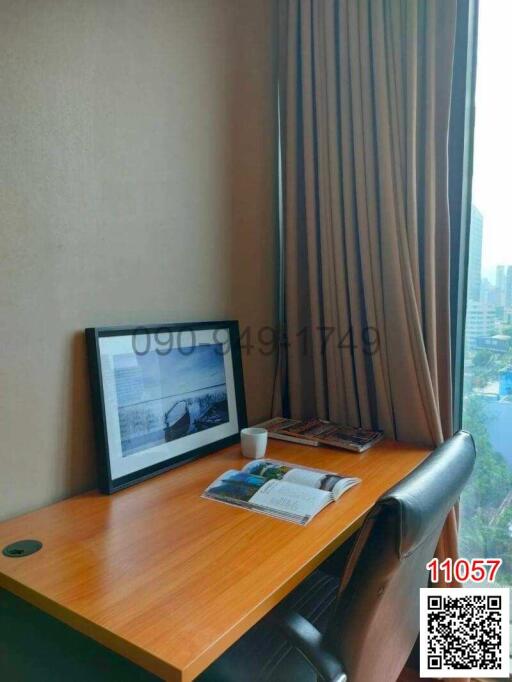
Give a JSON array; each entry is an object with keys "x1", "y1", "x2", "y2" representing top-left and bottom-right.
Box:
[{"x1": 326, "y1": 431, "x2": 475, "y2": 682}]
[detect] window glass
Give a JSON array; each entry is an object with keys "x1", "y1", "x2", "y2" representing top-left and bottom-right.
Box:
[{"x1": 460, "y1": 0, "x2": 512, "y2": 587}]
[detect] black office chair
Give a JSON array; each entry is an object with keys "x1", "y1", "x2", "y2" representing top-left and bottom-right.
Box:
[{"x1": 199, "y1": 430, "x2": 475, "y2": 682}]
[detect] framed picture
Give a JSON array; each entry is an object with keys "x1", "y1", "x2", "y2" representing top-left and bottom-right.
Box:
[{"x1": 86, "y1": 321, "x2": 247, "y2": 493}]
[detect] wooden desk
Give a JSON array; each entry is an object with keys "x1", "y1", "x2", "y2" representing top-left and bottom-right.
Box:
[{"x1": 0, "y1": 439, "x2": 430, "y2": 681}]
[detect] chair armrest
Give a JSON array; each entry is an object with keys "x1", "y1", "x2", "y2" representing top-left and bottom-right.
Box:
[{"x1": 270, "y1": 610, "x2": 347, "y2": 682}]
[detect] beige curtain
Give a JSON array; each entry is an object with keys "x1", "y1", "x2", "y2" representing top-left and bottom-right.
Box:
[
  {"x1": 278, "y1": 0, "x2": 456, "y2": 442},
  {"x1": 277, "y1": 0, "x2": 467, "y2": 676}
]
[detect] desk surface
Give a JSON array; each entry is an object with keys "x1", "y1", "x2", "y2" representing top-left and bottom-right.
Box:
[{"x1": 0, "y1": 439, "x2": 430, "y2": 681}]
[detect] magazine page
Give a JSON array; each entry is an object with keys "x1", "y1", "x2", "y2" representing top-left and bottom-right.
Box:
[
  {"x1": 241, "y1": 459, "x2": 360, "y2": 501},
  {"x1": 312, "y1": 424, "x2": 383, "y2": 450},
  {"x1": 256, "y1": 417, "x2": 320, "y2": 446},
  {"x1": 249, "y1": 479, "x2": 331, "y2": 524},
  {"x1": 274, "y1": 419, "x2": 383, "y2": 451},
  {"x1": 257, "y1": 417, "x2": 318, "y2": 439},
  {"x1": 272, "y1": 418, "x2": 326, "y2": 440},
  {"x1": 258, "y1": 417, "x2": 305, "y2": 433},
  {"x1": 202, "y1": 470, "x2": 331, "y2": 525}
]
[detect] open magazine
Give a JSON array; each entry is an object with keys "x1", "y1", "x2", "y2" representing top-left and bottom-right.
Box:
[
  {"x1": 202, "y1": 459, "x2": 360, "y2": 525},
  {"x1": 258, "y1": 417, "x2": 384, "y2": 452}
]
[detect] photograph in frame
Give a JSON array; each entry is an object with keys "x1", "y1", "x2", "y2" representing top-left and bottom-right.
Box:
[{"x1": 86, "y1": 321, "x2": 247, "y2": 493}]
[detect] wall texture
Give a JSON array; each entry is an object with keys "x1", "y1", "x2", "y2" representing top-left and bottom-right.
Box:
[{"x1": 0, "y1": 0, "x2": 276, "y2": 520}]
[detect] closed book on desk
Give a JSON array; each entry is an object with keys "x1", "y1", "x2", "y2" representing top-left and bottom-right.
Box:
[{"x1": 258, "y1": 417, "x2": 383, "y2": 452}]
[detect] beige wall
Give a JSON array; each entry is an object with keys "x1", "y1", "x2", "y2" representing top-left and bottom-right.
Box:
[{"x1": 0, "y1": 0, "x2": 276, "y2": 520}]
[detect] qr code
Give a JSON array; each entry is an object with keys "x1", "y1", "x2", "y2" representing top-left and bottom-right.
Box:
[{"x1": 420, "y1": 588, "x2": 510, "y2": 678}]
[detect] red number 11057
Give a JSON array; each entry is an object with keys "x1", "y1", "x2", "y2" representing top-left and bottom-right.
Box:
[{"x1": 426, "y1": 558, "x2": 502, "y2": 584}]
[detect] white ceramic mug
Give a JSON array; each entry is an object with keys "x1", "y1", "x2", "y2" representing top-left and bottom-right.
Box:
[{"x1": 240, "y1": 427, "x2": 268, "y2": 459}]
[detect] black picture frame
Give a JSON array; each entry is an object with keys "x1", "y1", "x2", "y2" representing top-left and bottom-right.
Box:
[{"x1": 86, "y1": 320, "x2": 247, "y2": 493}]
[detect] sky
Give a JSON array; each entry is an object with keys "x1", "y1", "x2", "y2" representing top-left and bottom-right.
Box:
[
  {"x1": 114, "y1": 345, "x2": 226, "y2": 407},
  {"x1": 471, "y1": 0, "x2": 512, "y2": 282}
]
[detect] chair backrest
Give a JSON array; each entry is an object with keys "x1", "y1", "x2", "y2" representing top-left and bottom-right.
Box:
[{"x1": 325, "y1": 431, "x2": 475, "y2": 682}]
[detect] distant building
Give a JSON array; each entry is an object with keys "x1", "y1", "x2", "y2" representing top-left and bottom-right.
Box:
[
  {"x1": 496, "y1": 265, "x2": 506, "y2": 307},
  {"x1": 499, "y1": 367, "x2": 512, "y2": 399},
  {"x1": 468, "y1": 206, "x2": 483, "y2": 302},
  {"x1": 475, "y1": 334, "x2": 512, "y2": 353},
  {"x1": 494, "y1": 306, "x2": 506, "y2": 323},
  {"x1": 480, "y1": 278, "x2": 493, "y2": 305},
  {"x1": 465, "y1": 300, "x2": 497, "y2": 347},
  {"x1": 506, "y1": 266, "x2": 512, "y2": 308},
  {"x1": 481, "y1": 399, "x2": 512, "y2": 468}
]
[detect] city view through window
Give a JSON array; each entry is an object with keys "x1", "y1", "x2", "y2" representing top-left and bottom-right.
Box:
[{"x1": 460, "y1": 1, "x2": 512, "y2": 586}]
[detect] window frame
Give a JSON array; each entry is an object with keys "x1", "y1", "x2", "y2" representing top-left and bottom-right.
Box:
[{"x1": 450, "y1": 0, "x2": 479, "y2": 432}]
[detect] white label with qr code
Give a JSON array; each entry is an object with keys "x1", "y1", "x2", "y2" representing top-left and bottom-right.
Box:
[{"x1": 420, "y1": 588, "x2": 510, "y2": 678}]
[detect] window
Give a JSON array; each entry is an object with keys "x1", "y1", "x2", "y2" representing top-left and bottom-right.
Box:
[{"x1": 460, "y1": 0, "x2": 512, "y2": 586}]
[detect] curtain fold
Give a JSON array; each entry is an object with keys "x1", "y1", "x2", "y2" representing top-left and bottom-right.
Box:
[
  {"x1": 278, "y1": 0, "x2": 458, "y2": 446},
  {"x1": 276, "y1": 1, "x2": 473, "y2": 678}
]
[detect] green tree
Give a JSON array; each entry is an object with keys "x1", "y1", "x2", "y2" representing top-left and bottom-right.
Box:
[{"x1": 461, "y1": 395, "x2": 512, "y2": 585}]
